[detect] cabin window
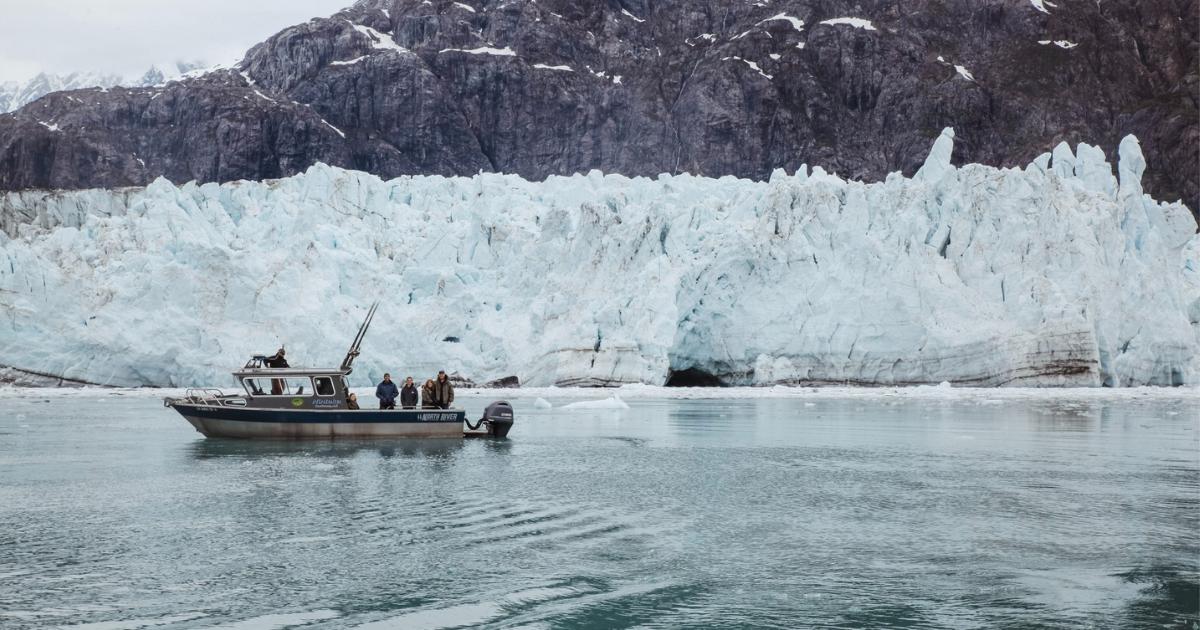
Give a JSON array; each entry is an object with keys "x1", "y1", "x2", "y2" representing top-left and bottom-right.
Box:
[
  {"x1": 243, "y1": 377, "x2": 313, "y2": 396},
  {"x1": 314, "y1": 377, "x2": 335, "y2": 396}
]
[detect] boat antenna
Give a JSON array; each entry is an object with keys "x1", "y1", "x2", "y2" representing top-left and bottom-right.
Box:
[{"x1": 341, "y1": 300, "x2": 380, "y2": 372}]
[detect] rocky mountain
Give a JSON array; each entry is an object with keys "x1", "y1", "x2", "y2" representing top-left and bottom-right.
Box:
[{"x1": 0, "y1": 0, "x2": 1195, "y2": 221}]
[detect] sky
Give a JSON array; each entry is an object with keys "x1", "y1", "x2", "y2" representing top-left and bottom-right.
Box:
[{"x1": 0, "y1": 0, "x2": 356, "y2": 83}]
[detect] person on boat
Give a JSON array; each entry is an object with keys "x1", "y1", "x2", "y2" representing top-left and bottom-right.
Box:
[
  {"x1": 433, "y1": 370, "x2": 455, "y2": 409},
  {"x1": 421, "y1": 379, "x2": 437, "y2": 409},
  {"x1": 375, "y1": 373, "x2": 399, "y2": 410},
  {"x1": 267, "y1": 348, "x2": 289, "y2": 394},
  {"x1": 346, "y1": 393, "x2": 360, "y2": 410},
  {"x1": 400, "y1": 377, "x2": 418, "y2": 409}
]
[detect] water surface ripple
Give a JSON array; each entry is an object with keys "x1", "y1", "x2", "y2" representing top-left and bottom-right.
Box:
[{"x1": 0, "y1": 394, "x2": 1196, "y2": 629}]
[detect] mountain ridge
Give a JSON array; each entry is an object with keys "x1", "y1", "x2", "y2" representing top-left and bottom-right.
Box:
[{"x1": 0, "y1": 0, "x2": 1195, "y2": 221}]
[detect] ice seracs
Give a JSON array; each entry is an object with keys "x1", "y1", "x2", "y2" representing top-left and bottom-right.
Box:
[{"x1": 0, "y1": 129, "x2": 1196, "y2": 389}]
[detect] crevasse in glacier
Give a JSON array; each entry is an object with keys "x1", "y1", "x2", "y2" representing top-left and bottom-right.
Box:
[{"x1": 1, "y1": 129, "x2": 1197, "y2": 388}]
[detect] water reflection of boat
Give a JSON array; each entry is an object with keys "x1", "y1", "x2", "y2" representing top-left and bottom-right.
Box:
[
  {"x1": 187, "y1": 437, "x2": 465, "y2": 460},
  {"x1": 165, "y1": 303, "x2": 514, "y2": 440}
]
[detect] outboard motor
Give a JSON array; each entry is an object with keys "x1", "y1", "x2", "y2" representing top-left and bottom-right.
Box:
[{"x1": 481, "y1": 401, "x2": 515, "y2": 437}]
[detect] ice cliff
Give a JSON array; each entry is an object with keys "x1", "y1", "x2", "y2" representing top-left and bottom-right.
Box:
[{"x1": 1, "y1": 129, "x2": 1197, "y2": 388}]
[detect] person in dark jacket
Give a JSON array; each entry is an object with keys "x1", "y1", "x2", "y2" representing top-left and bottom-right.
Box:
[
  {"x1": 421, "y1": 379, "x2": 437, "y2": 409},
  {"x1": 400, "y1": 377, "x2": 419, "y2": 409},
  {"x1": 267, "y1": 348, "x2": 289, "y2": 394},
  {"x1": 433, "y1": 370, "x2": 455, "y2": 409},
  {"x1": 375, "y1": 373, "x2": 399, "y2": 410},
  {"x1": 265, "y1": 348, "x2": 289, "y2": 368},
  {"x1": 346, "y1": 393, "x2": 360, "y2": 410}
]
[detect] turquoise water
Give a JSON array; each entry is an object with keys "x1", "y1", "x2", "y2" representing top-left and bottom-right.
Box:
[{"x1": 0, "y1": 393, "x2": 1197, "y2": 629}]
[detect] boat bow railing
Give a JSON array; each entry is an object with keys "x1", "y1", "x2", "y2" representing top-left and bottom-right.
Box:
[{"x1": 164, "y1": 388, "x2": 226, "y2": 407}]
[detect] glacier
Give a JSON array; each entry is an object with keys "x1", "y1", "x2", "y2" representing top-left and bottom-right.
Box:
[{"x1": 1, "y1": 128, "x2": 1197, "y2": 389}]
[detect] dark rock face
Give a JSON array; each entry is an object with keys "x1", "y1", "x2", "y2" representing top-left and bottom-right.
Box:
[{"x1": 1, "y1": 0, "x2": 1196, "y2": 221}]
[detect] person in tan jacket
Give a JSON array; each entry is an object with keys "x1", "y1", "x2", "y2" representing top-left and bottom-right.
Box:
[{"x1": 432, "y1": 370, "x2": 455, "y2": 409}]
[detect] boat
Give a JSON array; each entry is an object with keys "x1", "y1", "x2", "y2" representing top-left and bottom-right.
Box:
[{"x1": 164, "y1": 302, "x2": 514, "y2": 439}]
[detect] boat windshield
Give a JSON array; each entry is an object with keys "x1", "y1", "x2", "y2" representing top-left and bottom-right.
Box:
[{"x1": 243, "y1": 377, "x2": 312, "y2": 397}]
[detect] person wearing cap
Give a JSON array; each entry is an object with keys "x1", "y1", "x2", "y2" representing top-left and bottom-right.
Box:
[
  {"x1": 432, "y1": 370, "x2": 455, "y2": 409},
  {"x1": 375, "y1": 373, "x2": 399, "y2": 410}
]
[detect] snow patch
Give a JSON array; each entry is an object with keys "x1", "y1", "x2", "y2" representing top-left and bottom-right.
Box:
[
  {"x1": 440, "y1": 46, "x2": 517, "y2": 57},
  {"x1": 955, "y1": 65, "x2": 974, "y2": 81},
  {"x1": 722, "y1": 57, "x2": 772, "y2": 79},
  {"x1": 819, "y1": 17, "x2": 876, "y2": 31},
  {"x1": 320, "y1": 119, "x2": 346, "y2": 138},
  {"x1": 532, "y1": 63, "x2": 573, "y2": 71},
  {"x1": 330, "y1": 56, "x2": 368, "y2": 66},
  {"x1": 454, "y1": 2, "x2": 476, "y2": 12},
  {"x1": 352, "y1": 24, "x2": 410, "y2": 55},
  {"x1": 1029, "y1": 0, "x2": 1057, "y2": 13},
  {"x1": 761, "y1": 13, "x2": 805, "y2": 32},
  {"x1": 1039, "y1": 40, "x2": 1077, "y2": 49},
  {"x1": 621, "y1": 9, "x2": 645, "y2": 23}
]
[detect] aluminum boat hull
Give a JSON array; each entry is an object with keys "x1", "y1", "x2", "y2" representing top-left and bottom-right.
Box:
[{"x1": 173, "y1": 404, "x2": 466, "y2": 439}]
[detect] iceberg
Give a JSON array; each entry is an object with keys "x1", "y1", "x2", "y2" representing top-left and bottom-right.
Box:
[
  {"x1": 1, "y1": 129, "x2": 1197, "y2": 388},
  {"x1": 560, "y1": 395, "x2": 631, "y2": 410}
]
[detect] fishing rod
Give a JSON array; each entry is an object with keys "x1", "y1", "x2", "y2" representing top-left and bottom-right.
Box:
[{"x1": 341, "y1": 300, "x2": 380, "y2": 371}]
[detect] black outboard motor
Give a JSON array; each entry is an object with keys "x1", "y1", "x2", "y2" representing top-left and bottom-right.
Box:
[{"x1": 481, "y1": 401, "x2": 515, "y2": 437}]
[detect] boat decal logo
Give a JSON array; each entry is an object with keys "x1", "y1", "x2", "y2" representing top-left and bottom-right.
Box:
[{"x1": 291, "y1": 398, "x2": 303, "y2": 407}]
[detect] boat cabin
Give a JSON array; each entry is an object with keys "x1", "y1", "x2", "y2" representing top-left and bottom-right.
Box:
[{"x1": 233, "y1": 359, "x2": 353, "y2": 410}]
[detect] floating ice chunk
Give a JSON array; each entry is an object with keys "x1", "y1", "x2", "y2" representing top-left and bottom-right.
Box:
[
  {"x1": 533, "y1": 397, "x2": 552, "y2": 409},
  {"x1": 561, "y1": 395, "x2": 630, "y2": 410},
  {"x1": 819, "y1": 17, "x2": 876, "y2": 31}
]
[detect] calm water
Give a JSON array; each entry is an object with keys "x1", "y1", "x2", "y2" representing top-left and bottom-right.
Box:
[{"x1": 0, "y1": 392, "x2": 1197, "y2": 629}]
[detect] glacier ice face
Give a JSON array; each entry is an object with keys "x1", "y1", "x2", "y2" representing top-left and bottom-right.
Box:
[{"x1": 1, "y1": 129, "x2": 1197, "y2": 388}]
